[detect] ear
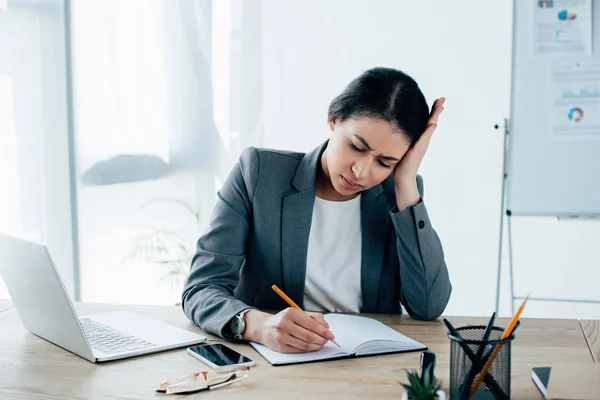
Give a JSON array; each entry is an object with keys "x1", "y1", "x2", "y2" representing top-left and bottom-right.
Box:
[{"x1": 328, "y1": 118, "x2": 337, "y2": 132}]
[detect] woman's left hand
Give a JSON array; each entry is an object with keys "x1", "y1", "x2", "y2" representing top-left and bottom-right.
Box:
[{"x1": 393, "y1": 97, "x2": 445, "y2": 210}]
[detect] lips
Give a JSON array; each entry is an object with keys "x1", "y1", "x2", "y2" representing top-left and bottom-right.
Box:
[{"x1": 340, "y1": 175, "x2": 363, "y2": 191}]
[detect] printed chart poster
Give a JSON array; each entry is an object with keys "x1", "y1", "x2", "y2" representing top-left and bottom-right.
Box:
[
  {"x1": 534, "y1": 0, "x2": 592, "y2": 55},
  {"x1": 552, "y1": 62, "x2": 600, "y2": 140}
]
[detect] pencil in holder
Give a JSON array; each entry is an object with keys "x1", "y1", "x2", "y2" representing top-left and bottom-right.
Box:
[{"x1": 448, "y1": 326, "x2": 513, "y2": 400}]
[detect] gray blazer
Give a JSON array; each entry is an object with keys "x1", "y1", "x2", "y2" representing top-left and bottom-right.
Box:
[{"x1": 182, "y1": 141, "x2": 451, "y2": 338}]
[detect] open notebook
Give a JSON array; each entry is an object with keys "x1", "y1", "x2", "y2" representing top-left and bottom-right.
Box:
[{"x1": 250, "y1": 314, "x2": 426, "y2": 365}]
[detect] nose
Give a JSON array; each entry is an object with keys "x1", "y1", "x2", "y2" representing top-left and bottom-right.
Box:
[{"x1": 351, "y1": 158, "x2": 371, "y2": 182}]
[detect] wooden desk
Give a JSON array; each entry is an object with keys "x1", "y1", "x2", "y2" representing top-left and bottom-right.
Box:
[
  {"x1": 0, "y1": 301, "x2": 592, "y2": 400},
  {"x1": 580, "y1": 319, "x2": 600, "y2": 362}
]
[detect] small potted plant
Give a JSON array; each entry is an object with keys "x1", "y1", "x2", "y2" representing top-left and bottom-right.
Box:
[{"x1": 400, "y1": 363, "x2": 446, "y2": 400}]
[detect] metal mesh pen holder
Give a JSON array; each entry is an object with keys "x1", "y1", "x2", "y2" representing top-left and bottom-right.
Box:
[{"x1": 448, "y1": 326, "x2": 513, "y2": 400}]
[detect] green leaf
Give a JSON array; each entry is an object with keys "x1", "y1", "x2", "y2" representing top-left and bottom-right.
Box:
[{"x1": 400, "y1": 367, "x2": 441, "y2": 400}]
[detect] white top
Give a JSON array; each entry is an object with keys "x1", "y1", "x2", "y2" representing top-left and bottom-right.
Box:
[{"x1": 303, "y1": 195, "x2": 362, "y2": 313}]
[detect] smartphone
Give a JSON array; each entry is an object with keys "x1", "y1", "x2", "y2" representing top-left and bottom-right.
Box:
[{"x1": 187, "y1": 344, "x2": 255, "y2": 369}]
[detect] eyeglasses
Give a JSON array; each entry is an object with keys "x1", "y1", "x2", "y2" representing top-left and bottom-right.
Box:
[{"x1": 156, "y1": 366, "x2": 250, "y2": 395}]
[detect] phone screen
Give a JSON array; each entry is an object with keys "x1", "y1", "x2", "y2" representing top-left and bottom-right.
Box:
[{"x1": 188, "y1": 344, "x2": 253, "y2": 367}]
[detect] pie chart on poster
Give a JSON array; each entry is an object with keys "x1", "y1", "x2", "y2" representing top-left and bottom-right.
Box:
[
  {"x1": 568, "y1": 107, "x2": 584, "y2": 122},
  {"x1": 558, "y1": 9, "x2": 577, "y2": 20}
]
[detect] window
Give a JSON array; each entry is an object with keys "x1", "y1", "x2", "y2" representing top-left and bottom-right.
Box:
[
  {"x1": 70, "y1": 0, "x2": 260, "y2": 305},
  {"x1": 0, "y1": 1, "x2": 74, "y2": 298}
]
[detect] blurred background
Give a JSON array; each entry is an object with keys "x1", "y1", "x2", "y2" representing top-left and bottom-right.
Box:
[{"x1": 1, "y1": 0, "x2": 598, "y2": 319}]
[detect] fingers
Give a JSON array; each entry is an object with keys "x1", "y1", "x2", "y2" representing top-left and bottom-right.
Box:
[
  {"x1": 290, "y1": 322, "x2": 329, "y2": 346},
  {"x1": 279, "y1": 309, "x2": 333, "y2": 341},
  {"x1": 271, "y1": 335, "x2": 320, "y2": 353},
  {"x1": 265, "y1": 308, "x2": 337, "y2": 354},
  {"x1": 271, "y1": 341, "x2": 306, "y2": 354},
  {"x1": 422, "y1": 123, "x2": 437, "y2": 142},
  {"x1": 271, "y1": 311, "x2": 329, "y2": 352},
  {"x1": 430, "y1": 106, "x2": 443, "y2": 123},
  {"x1": 306, "y1": 312, "x2": 329, "y2": 329},
  {"x1": 289, "y1": 310, "x2": 334, "y2": 342},
  {"x1": 412, "y1": 124, "x2": 435, "y2": 157},
  {"x1": 429, "y1": 97, "x2": 445, "y2": 125},
  {"x1": 285, "y1": 334, "x2": 324, "y2": 352},
  {"x1": 433, "y1": 97, "x2": 446, "y2": 112}
]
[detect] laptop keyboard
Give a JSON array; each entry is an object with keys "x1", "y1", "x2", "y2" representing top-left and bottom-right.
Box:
[{"x1": 80, "y1": 317, "x2": 156, "y2": 355}]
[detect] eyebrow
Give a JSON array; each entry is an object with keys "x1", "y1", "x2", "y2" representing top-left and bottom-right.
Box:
[{"x1": 352, "y1": 134, "x2": 400, "y2": 161}]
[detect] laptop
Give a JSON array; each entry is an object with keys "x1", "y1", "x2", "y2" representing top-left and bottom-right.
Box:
[{"x1": 0, "y1": 234, "x2": 206, "y2": 363}]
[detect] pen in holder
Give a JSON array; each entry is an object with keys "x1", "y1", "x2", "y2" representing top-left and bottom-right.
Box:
[{"x1": 448, "y1": 326, "x2": 513, "y2": 400}]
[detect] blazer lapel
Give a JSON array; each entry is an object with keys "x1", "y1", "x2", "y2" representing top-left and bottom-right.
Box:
[
  {"x1": 280, "y1": 142, "x2": 327, "y2": 308},
  {"x1": 360, "y1": 184, "x2": 390, "y2": 312},
  {"x1": 281, "y1": 190, "x2": 315, "y2": 308}
]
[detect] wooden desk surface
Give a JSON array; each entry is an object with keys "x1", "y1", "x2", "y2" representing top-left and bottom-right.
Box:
[
  {"x1": 580, "y1": 319, "x2": 600, "y2": 363},
  {"x1": 0, "y1": 301, "x2": 592, "y2": 400}
]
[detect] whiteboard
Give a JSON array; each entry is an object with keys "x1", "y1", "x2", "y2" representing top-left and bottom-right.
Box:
[{"x1": 508, "y1": 0, "x2": 600, "y2": 217}]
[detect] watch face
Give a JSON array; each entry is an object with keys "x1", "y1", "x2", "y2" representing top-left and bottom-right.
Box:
[{"x1": 231, "y1": 317, "x2": 242, "y2": 336}]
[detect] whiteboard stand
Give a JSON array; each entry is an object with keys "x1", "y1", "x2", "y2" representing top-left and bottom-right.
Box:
[
  {"x1": 495, "y1": 118, "x2": 516, "y2": 315},
  {"x1": 494, "y1": 118, "x2": 600, "y2": 316}
]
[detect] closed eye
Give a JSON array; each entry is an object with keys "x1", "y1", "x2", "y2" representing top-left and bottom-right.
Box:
[
  {"x1": 378, "y1": 160, "x2": 391, "y2": 169},
  {"x1": 349, "y1": 142, "x2": 364, "y2": 152},
  {"x1": 349, "y1": 141, "x2": 391, "y2": 169}
]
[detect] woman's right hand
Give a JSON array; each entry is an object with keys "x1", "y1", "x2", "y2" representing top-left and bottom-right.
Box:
[{"x1": 243, "y1": 308, "x2": 335, "y2": 353}]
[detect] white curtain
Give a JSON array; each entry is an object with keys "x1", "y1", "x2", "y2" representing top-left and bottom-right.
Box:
[
  {"x1": 71, "y1": 0, "x2": 222, "y2": 186},
  {"x1": 0, "y1": 4, "x2": 51, "y2": 242},
  {"x1": 0, "y1": 2, "x2": 70, "y2": 298},
  {"x1": 163, "y1": 0, "x2": 223, "y2": 173},
  {"x1": 0, "y1": 75, "x2": 21, "y2": 236},
  {"x1": 71, "y1": 0, "x2": 169, "y2": 185}
]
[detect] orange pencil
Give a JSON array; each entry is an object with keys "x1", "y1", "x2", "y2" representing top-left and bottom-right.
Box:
[
  {"x1": 467, "y1": 293, "x2": 530, "y2": 400},
  {"x1": 271, "y1": 284, "x2": 341, "y2": 348}
]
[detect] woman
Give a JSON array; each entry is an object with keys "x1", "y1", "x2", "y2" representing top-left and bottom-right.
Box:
[{"x1": 182, "y1": 67, "x2": 451, "y2": 354}]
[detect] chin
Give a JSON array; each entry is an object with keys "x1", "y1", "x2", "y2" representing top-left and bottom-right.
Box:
[{"x1": 329, "y1": 179, "x2": 348, "y2": 195}]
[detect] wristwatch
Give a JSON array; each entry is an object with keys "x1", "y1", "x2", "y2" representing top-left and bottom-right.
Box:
[{"x1": 231, "y1": 309, "x2": 252, "y2": 340}]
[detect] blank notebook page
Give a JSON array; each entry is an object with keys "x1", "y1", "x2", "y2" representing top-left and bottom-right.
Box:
[{"x1": 325, "y1": 314, "x2": 424, "y2": 354}]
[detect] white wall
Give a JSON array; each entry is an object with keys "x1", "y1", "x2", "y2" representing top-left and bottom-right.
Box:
[{"x1": 259, "y1": 0, "x2": 600, "y2": 319}]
